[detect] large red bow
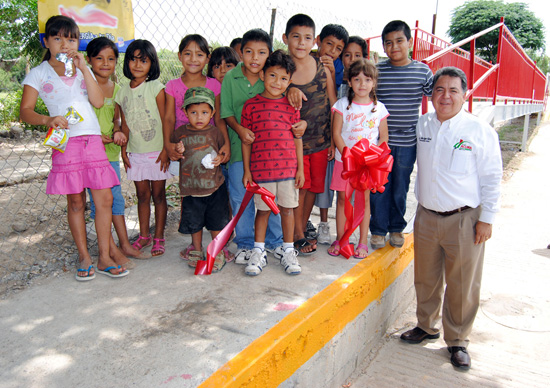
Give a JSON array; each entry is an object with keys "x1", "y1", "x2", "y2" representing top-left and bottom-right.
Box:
[
  {"x1": 338, "y1": 139, "x2": 393, "y2": 259},
  {"x1": 195, "y1": 182, "x2": 280, "y2": 275}
]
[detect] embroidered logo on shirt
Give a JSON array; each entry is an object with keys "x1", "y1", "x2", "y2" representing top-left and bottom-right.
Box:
[
  {"x1": 453, "y1": 139, "x2": 473, "y2": 151},
  {"x1": 419, "y1": 136, "x2": 432, "y2": 142}
]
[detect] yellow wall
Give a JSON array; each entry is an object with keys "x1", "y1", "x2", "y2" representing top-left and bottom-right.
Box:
[{"x1": 199, "y1": 234, "x2": 415, "y2": 388}]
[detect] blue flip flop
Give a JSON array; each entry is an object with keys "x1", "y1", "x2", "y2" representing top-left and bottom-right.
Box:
[
  {"x1": 96, "y1": 265, "x2": 129, "y2": 278},
  {"x1": 75, "y1": 265, "x2": 96, "y2": 282}
]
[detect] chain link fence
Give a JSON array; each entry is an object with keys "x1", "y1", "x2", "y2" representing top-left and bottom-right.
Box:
[{"x1": 0, "y1": 0, "x2": 371, "y2": 295}]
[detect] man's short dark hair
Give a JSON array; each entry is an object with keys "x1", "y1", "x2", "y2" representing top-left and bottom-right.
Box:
[
  {"x1": 319, "y1": 24, "x2": 349, "y2": 46},
  {"x1": 285, "y1": 14, "x2": 315, "y2": 37},
  {"x1": 263, "y1": 50, "x2": 296, "y2": 76},
  {"x1": 381, "y1": 20, "x2": 412, "y2": 42},
  {"x1": 433, "y1": 67, "x2": 468, "y2": 93},
  {"x1": 241, "y1": 29, "x2": 272, "y2": 53}
]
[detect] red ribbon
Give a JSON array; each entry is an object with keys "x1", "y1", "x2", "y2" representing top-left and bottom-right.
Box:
[
  {"x1": 338, "y1": 139, "x2": 393, "y2": 259},
  {"x1": 195, "y1": 182, "x2": 280, "y2": 275}
]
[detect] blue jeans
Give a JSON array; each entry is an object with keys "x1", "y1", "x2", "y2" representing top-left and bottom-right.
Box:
[
  {"x1": 227, "y1": 161, "x2": 283, "y2": 249},
  {"x1": 87, "y1": 161, "x2": 124, "y2": 219},
  {"x1": 370, "y1": 144, "x2": 416, "y2": 236}
]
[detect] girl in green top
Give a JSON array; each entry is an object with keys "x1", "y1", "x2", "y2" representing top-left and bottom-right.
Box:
[{"x1": 86, "y1": 37, "x2": 150, "y2": 266}]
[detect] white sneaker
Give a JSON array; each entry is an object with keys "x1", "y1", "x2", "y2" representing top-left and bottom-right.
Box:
[
  {"x1": 267, "y1": 245, "x2": 285, "y2": 260},
  {"x1": 305, "y1": 219, "x2": 318, "y2": 239},
  {"x1": 317, "y1": 222, "x2": 331, "y2": 244},
  {"x1": 234, "y1": 248, "x2": 251, "y2": 265},
  {"x1": 281, "y1": 249, "x2": 301, "y2": 275},
  {"x1": 245, "y1": 249, "x2": 267, "y2": 276}
]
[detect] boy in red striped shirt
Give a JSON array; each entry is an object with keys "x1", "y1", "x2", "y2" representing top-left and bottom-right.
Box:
[{"x1": 241, "y1": 50, "x2": 305, "y2": 276}]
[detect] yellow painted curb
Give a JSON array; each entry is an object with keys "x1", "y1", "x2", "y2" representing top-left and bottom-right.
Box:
[{"x1": 199, "y1": 234, "x2": 415, "y2": 388}]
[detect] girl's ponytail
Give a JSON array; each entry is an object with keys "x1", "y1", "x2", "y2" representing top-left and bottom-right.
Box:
[
  {"x1": 370, "y1": 88, "x2": 378, "y2": 113},
  {"x1": 346, "y1": 82, "x2": 355, "y2": 110}
]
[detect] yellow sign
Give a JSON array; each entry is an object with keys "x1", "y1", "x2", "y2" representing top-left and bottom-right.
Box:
[{"x1": 38, "y1": 0, "x2": 135, "y2": 52}]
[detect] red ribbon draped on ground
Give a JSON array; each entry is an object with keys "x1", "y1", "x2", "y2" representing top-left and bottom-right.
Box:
[
  {"x1": 338, "y1": 139, "x2": 393, "y2": 259},
  {"x1": 195, "y1": 182, "x2": 280, "y2": 275}
]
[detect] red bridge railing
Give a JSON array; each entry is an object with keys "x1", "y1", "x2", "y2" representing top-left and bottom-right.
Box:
[{"x1": 366, "y1": 18, "x2": 547, "y2": 114}]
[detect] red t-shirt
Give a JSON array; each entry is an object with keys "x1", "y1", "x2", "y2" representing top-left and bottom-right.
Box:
[{"x1": 241, "y1": 94, "x2": 300, "y2": 183}]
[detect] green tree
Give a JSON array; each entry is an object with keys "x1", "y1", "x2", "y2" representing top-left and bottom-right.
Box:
[
  {"x1": 447, "y1": 0, "x2": 545, "y2": 63},
  {"x1": 526, "y1": 49, "x2": 549, "y2": 75},
  {"x1": 0, "y1": 0, "x2": 43, "y2": 65},
  {"x1": 273, "y1": 39, "x2": 287, "y2": 52}
]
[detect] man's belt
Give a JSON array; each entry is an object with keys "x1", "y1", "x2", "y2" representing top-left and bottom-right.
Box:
[{"x1": 429, "y1": 206, "x2": 471, "y2": 217}]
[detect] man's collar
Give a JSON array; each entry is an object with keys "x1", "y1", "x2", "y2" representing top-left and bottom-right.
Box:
[{"x1": 436, "y1": 109, "x2": 465, "y2": 126}]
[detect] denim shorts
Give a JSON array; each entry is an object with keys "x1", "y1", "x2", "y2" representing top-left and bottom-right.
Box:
[{"x1": 88, "y1": 161, "x2": 125, "y2": 218}]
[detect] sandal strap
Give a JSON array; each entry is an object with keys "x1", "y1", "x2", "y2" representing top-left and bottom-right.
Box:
[
  {"x1": 132, "y1": 234, "x2": 152, "y2": 250},
  {"x1": 356, "y1": 243, "x2": 369, "y2": 251}
]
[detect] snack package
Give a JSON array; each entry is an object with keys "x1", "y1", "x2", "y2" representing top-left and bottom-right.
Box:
[
  {"x1": 65, "y1": 106, "x2": 83, "y2": 125},
  {"x1": 55, "y1": 53, "x2": 74, "y2": 77},
  {"x1": 43, "y1": 127, "x2": 70, "y2": 152},
  {"x1": 201, "y1": 150, "x2": 219, "y2": 169},
  {"x1": 42, "y1": 107, "x2": 83, "y2": 152}
]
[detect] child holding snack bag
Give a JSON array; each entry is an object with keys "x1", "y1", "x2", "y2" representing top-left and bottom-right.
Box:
[{"x1": 19, "y1": 16, "x2": 127, "y2": 281}]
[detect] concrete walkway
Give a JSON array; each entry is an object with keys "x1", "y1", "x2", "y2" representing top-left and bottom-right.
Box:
[
  {"x1": 349, "y1": 121, "x2": 550, "y2": 387},
  {"x1": 0, "y1": 173, "x2": 417, "y2": 387},
  {"x1": 1, "y1": 121, "x2": 548, "y2": 388}
]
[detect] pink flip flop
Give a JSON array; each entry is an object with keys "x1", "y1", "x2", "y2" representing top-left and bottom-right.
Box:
[
  {"x1": 328, "y1": 241, "x2": 340, "y2": 257},
  {"x1": 353, "y1": 243, "x2": 369, "y2": 259}
]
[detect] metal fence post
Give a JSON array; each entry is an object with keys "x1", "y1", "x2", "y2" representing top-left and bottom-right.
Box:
[{"x1": 269, "y1": 8, "x2": 277, "y2": 46}]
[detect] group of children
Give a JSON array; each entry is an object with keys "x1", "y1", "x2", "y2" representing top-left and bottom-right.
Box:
[{"x1": 20, "y1": 14, "x2": 432, "y2": 281}]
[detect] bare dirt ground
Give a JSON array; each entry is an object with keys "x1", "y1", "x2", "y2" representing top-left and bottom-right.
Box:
[{"x1": 0, "y1": 133, "x2": 180, "y2": 297}]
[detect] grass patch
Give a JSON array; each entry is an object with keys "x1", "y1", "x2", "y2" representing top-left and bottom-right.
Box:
[{"x1": 497, "y1": 113, "x2": 540, "y2": 168}]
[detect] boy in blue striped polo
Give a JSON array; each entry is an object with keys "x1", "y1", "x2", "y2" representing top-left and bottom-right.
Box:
[{"x1": 370, "y1": 20, "x2": 434, "y2": 249}]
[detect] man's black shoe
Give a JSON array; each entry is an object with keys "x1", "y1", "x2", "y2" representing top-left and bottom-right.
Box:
[
  {"x1": 400, "y1": 327, "x2": 440, "y2": 344},
  {"x1": 448, "y1": 346, "x2": 471, "y2": 370}
]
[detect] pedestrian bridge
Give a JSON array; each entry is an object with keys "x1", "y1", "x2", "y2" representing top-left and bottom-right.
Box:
[{"x1": 199, "y1": 20, "x2": 548, "y2": 387}]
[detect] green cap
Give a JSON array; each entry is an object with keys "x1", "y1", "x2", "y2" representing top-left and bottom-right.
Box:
[{"x1": 183, "y1": 87, "x2": 215, "y2": 110}]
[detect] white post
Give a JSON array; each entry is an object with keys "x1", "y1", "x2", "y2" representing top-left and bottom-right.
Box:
[
  {"x1": 537, "y1": 111, "x2": 542, "y2": 125},
  {"x1": 521, "y1": 114, "x2": 530, "y2": 152}
]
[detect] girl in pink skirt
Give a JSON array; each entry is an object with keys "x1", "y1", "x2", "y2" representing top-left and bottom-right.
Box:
[
  {"x1": 116, "y1": 39, "x2": 171, "y2": 257},
  {"x1": 20, "y1": 16, "x2": 129, "y2": 281}
]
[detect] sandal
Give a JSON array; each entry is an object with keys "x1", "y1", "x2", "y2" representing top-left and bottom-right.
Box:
[
  {"x1": 222, "y1": 246, "x2": 235, "y2": 262},
  {"x1": 187, "y1": 250, "x2": 204, "y2": 268},
  {"x1": 75, "y1": 264, "x2": 95, "y2": 282},
  {"x1": 180, "y1": 244, "x2": 195, "y2": 260},
  {"x1": 353, "y1": 243, "x2": 369, "y2": 259},
  {"x1": 328, "y1": 241, "x2": 341, "y2": 257},
  {"x1": 294, "y1": 238, "x2": 316, "y2": 256},
  {"x1": 151, "y1": 238, "x2": 165, "y2": 257},
  {"x1": 212, "y1": 252, "x2": 226, "y2": 273},
  {"x1": 132, "y1": 234, "x2": 152, "y2": 251},
  {"x1": 96, "y1": 265, "x2": 129, "y2": 278}
]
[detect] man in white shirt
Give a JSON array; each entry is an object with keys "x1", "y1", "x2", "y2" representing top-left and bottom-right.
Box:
[{"x1": 400, "y1": 67, "x2": 502, "y2": 370}]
